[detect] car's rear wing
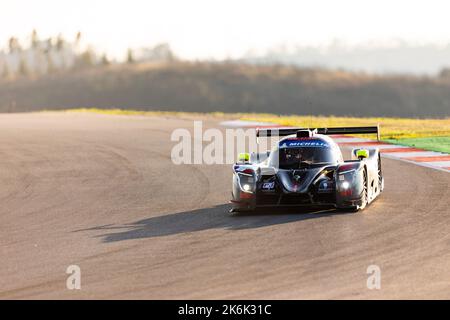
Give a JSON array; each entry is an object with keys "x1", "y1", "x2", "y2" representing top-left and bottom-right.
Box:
[{"x1": 256, "y1": 125, "x2": 380, "y2": 141}]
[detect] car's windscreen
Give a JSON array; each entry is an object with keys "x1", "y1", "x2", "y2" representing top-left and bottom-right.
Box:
[{"x1": 277, "y1": 146, "x2": 336, "y2": 169}]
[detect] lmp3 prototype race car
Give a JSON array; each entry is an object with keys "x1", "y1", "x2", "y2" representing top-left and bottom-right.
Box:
[{"x1": 231, "y1": 127, "x2": 384, "y2": 213}]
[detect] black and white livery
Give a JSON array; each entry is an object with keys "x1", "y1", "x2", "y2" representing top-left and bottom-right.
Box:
[{"x1": 231, "y1": 127, "x2": 384, "y2": 213}]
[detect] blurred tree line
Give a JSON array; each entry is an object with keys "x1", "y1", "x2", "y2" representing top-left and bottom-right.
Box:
[{"x1": 0, "y1": 30, "x2": 176, "y2": 79}]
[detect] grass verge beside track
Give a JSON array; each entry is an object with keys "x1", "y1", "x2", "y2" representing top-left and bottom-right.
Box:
[
  {"x1": 241, "y1": 114, "x2": 450, "y2": 140},
  {"x1": 384, "y1": 136, "x2": 450, "y2": 153}
]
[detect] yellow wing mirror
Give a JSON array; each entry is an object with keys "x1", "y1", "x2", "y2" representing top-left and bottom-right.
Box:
[
  {"x1": 238, "y1": 152, "x2": 250, "y2": 163},
  {"x1": 356, "y1": 149, "x2": 369, "y2": 160}
]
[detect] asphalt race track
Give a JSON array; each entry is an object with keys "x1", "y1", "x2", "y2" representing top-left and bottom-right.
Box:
[{"x1": 0, "y1": 112, "x2": 449, "y2": 299}]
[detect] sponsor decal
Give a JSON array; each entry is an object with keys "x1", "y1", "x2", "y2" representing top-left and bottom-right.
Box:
[
  {"x1": 262, "y1": 181, "x2": 275, "y2": 190},
  {"x1": 280, "y1": 139, "x2": 329, "y2": 148}
]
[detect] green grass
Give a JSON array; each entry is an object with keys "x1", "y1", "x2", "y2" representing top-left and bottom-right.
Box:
[{"x1": 385, "y1": 136, "x2": 450, "y2": 154}]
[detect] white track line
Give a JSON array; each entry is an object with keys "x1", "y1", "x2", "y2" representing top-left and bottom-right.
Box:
[
  {"x1": 382, "y1": 154, "x2": 450, "y2": 172},
  {"x1": 416, "y1": 160, "x2": 450, "y2": 167},
  {"x1": 220, "y1": 120, "x2": 277, "y2": 128},
  {"x1": 332, "y1": 138, "x2": 371, "y2": 143},
  {"x1": 373, "y1": 145, "x2": 413, "y2": 150},
  {"x1": 386, "y1": 151, "x2": 448, "y2": 158}
]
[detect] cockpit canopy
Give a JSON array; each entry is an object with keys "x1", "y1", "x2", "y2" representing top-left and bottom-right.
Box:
[{"x1": 269, "y1": 136, "x2": 342, "y2": 169}]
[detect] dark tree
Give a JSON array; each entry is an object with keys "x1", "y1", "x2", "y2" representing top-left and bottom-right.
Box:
[
  {"x1": 31, "y1": 29, "x2": 39, "y2": 48},
  {"x1": 127, "y1": 48, "x2": 134, "y2": 64}
]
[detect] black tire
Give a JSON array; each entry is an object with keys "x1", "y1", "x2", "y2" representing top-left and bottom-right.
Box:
[
  {"x1": 229, "y1": 209, "x2": 240, "y2": 217},
  {"x1": 359, "y1": 168, "x2": 368, "y2": 211},
  {"x1": 229, "y1": 205, "x2": 256, "y2": 216},
  {"x1": 337, "y1": 169, "x2": 368, "y2": 212},
  {"x1": 377, "y1": 155, "x2": 383, "y2": 192}
]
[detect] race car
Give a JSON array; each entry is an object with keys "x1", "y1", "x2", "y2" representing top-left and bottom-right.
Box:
[{"x1": 230, "y1": 126, "x2": 384, "y2": 213}]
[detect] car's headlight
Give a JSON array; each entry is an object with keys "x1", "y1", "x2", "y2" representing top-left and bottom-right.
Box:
[
  {"x1": 237, "y1": 172, "x2": 255, "y2": 193},
  {"x1": 341, "y1": 181, "x2": 350, "y2": 190},
  {"x1": 338, "y1": 169, "x2": 357, "y2": 192}
]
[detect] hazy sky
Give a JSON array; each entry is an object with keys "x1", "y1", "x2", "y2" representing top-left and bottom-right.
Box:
[{"x1": 1, "y1": 0, "x2": 450, "y2": 60}]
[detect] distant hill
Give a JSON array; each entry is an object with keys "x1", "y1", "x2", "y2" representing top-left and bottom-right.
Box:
[{"x1": 1, "y1": 61, "x2": 450, "y2": 118}]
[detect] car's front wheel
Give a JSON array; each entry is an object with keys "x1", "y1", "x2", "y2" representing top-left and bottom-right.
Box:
[
  {"x1": 357, "y1": 168, "x2": 369, "y2": 211},
  {"x1": 343, "y1": 168, "x2": 368, "y2": 212}
]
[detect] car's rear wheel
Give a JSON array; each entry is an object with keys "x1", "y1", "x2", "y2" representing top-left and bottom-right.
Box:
[{"x1": 377, "y1": 155, "x2": 384, "y2": 192}]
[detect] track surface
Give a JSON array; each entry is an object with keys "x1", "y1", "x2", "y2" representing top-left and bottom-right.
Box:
[{"x1": 0, "y1": 112, "x2": 449, "y2": 299}]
